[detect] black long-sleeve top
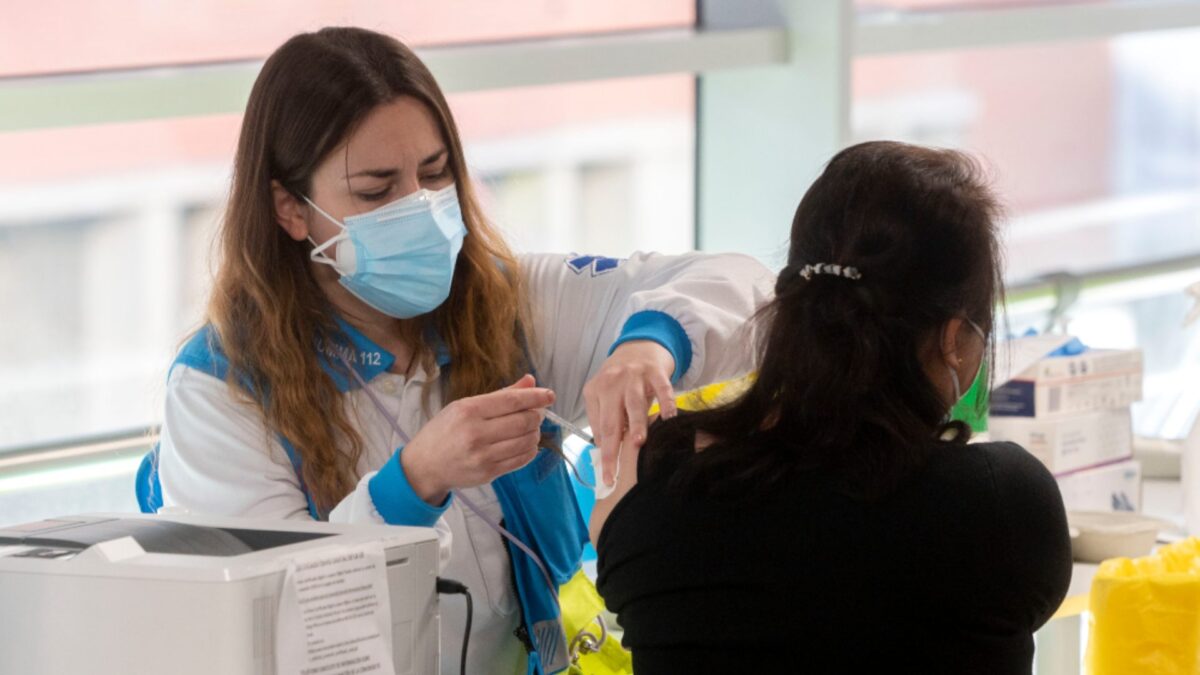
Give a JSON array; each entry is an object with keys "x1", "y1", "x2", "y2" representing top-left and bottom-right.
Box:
[{"x1": 596, "y1": 440, "x2": 1073, "y2": 674}]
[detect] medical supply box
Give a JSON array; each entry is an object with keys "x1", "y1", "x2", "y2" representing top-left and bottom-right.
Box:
[
  {"x1": 990, "y1": 348, "x2": 1143, "y2": 419},
  {"x1": 988, "y1": 407, "x2": 1133, "y2": 476},
  {"x1": 0, "y1": 513, "x2": 439, "y2": 675},
  {"x1": 1056, "y1": 459, "x2": 1142, "y2": 513}
]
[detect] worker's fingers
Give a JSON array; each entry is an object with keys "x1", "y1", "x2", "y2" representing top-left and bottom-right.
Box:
[
  {"x1": 594, "y1": 390, "x2": 625, "y2": 487},
  {"x1": 457, "y1": 377, "x2": 553, "y2": 420},
  {"x1": 649, "y1": 370, "x2": 677, "y2": 420},
  {"x1": 623, "y1": 381, "x2": 650, "y2": 453},
  {"x1": 478, "y1": 409, "x2": 545, "y2": 443}
]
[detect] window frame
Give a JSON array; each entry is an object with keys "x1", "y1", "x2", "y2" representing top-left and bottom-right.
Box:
[{"x1": 4, "y1": 0, "x2": 1200, "y2": 510}]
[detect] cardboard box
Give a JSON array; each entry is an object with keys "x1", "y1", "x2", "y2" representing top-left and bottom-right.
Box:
[
  {"x1": 1056, "y1": 459, "x2": 1142, "y2": 513},
  {"x1": 988, "y1": 407, "x2": 1133, "y2": 476},
  {"x1": 990, "y1": 348, "x2": 1143, "y2": 419}
]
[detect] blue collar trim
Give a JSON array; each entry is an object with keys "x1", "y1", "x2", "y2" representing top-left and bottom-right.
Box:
[
  {"x1": 319, "y1": 318, "x2": 452, "y2": 392},
  {"x1": 428, "y1": 327, "x2": 453, "y2": 369},
  {"x1": 317, "y1": 318, "x2": 395, "y2": 392}
]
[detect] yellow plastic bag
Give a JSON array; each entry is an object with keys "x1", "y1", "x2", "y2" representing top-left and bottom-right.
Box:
[
  {"x1": 648, "y1": 372, "x2": 756, "y2": 416},
  {"x1": 557, "y1": 375, "x2": 755, "y2": 674},
  {"x1": 560, "y1": 569, "x2": 633, "y2": 675},
  {"x1": 1087, "y1": 537, "x2": 1200, "y2": 675}
]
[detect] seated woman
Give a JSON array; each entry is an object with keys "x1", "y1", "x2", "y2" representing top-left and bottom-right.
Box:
[{"x1": 592, "y1": 141, "x2": 1072, "y2": 674}]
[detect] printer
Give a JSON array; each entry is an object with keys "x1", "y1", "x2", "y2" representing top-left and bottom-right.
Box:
[{"x1": 0, "y1": 513, "x2": 439, "y2": 675}]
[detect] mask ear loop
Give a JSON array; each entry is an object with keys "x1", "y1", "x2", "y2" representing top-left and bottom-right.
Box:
[
  {"x1": 962, "y1": 317, "x2": 988, "y2": 396},
  {"x1": 303, "y1": 196, "x2": 349, "y2": 266},
  {"x1": 947, "y1": 363, "x2": 963, "y2": 403},
  {"x1": 946, "y1": 317, "x2": 988, "y2": 414},
  {"x1": 966, "y1": 318, "x2": 988, "y2": 342},
  {"x1": 308, "y1": 234, "x2": 346, "y2": 266}
]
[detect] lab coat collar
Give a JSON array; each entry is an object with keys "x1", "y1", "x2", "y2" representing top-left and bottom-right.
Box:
[{"x1": 319, "y1": 316, "x2": 452, "y2": 392}]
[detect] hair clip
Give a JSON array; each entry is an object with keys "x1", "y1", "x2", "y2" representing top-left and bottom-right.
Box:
[{"x1": 799, "y1": 263, "x2": 862, "y2": 281}]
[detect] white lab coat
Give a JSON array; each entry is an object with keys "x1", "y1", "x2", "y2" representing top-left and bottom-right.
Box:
[{"x1": 158, "y1": 251, "x2": 773, "y2": 674}]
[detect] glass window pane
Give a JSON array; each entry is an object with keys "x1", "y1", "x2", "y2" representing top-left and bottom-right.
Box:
[
  {"x1": 0, "y1": 459, "x2": 143, "y2": 528},
  {"x1": 1006, "y1": 272, "x2": 1200, "y2": 440},
  {"x1": 0, "y1": 74, "x2": 695, "y2": 452},
  {"x1": 2, "y1": 1, "x2": 695, "y2": 77},
  {"x1": 856, "y1": 31, "x2": 1200, "y2": 440},
  {"x1": 853, "y1": 30, "x2": 1200, "y2": 284},
  {"x1": 456, "y1": 76, "x2": 695, "y2": 255}
]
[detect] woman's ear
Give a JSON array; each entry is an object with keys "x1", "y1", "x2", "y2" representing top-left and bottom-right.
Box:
[
  {"x1": 940, "y1": 317, "x2": 967, "y2": 369},
  {"x1": 271, "y1": 180, "x2": 310, "y2": 242}
]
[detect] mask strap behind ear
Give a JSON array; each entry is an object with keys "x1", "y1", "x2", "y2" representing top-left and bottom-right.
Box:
[
  {"x1": 947, "y1": 363, "x2": 962, "y2": 403},
  {"x1": 942, "y1": 318, "x2": 967, "y2": 409},
  {"x1": 947, "y1": 316, "x2": 987, "y2": 412},
  {"x1": 307, "y1": 234, "x2": 346, "y2": 266},
  {"x1": 966, "y1": 318, "x2": 987, "y2": 342},
  {"x1": 943, "y1": 316, "x2": 986, "y2": 370},
  {"x1": 303, "y1": 195, "x2": 345, "y2": 229},
  {"x1": 303, "y1": 196, "x2": 347, "y2": 266}
]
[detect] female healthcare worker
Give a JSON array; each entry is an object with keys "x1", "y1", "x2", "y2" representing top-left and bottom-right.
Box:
[{"x1": 141, "y1": 26, "x2": 772, "y2": 675}]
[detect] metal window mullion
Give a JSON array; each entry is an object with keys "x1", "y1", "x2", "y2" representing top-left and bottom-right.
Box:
[
  {"x1": 856, "y1": 0, "x2": 1200, "y2": 56},
  {"x1": 0, "y1": 27, "x2": 787, "y2": 133},
  {"x1": 696, "y1": 0, "x2": 853, "y2": 262}
]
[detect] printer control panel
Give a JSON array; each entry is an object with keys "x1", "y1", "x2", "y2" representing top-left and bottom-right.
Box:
[{"x1": 8, "y1": 547, "x2": 78, "y2": 560}]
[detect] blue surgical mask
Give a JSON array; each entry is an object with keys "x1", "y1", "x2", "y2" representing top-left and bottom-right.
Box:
[{"x1": 305, "y1": 184, "x2": 468, "y2": 319}]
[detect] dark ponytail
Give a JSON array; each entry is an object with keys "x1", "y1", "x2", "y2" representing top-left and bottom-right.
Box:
[{"x1": 645, "y1": 141, "x2": 1003, "y2": 499}]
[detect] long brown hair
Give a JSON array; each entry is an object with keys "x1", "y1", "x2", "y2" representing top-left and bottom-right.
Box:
[
  {"x1": 207, "y1": 27, "x2": 528, "y2": 513},
  {"x1": 645, "y1": 141, "x2": 1003, "y2": 499}
]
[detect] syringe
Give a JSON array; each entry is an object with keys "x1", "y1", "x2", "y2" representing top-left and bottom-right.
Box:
[{"x1": 542, "y1": 409, "x2": 618, "y2": 498}]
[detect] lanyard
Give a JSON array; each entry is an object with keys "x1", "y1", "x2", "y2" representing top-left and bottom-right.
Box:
[
  {"x1": 337, "y1": 352, "x2": 617, "y2": 669},
  {"x1": 335, "y1": 352, "x2": 559, "y2": 602}
]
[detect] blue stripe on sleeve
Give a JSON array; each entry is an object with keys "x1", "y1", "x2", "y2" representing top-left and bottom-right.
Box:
[
  {"x1": 608, "y1": 310, "x2": 693, "y2": 384},
  {"x1": 368, "y1": 449, "x2": 451, "y2": 526}
]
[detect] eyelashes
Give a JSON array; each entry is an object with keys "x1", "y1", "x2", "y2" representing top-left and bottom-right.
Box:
[
  {"x1": 358, "y1": 189, "x2": 390, "y2": 201},
  {"x1": 356, "y1": 168, "x2": 453, "y2": 202}
]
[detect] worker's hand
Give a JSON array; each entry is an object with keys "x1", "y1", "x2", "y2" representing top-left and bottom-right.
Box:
[
  {"x1": 402, "y1": 375, "x2": 553, "y2": 504},
  {"x1": 583, "y1": 340, "x2": 678, "y2": 490}
]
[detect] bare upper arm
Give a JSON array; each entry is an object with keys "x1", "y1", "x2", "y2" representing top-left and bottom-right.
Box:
[{"x1": 587, "y1": 430, "x2": 715, "y2": 547}]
